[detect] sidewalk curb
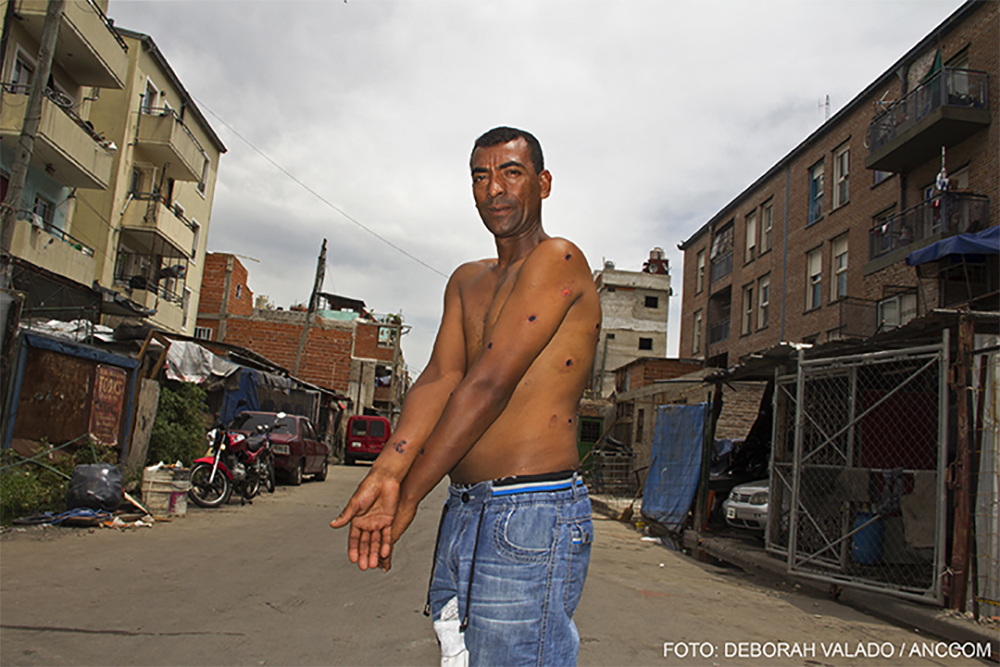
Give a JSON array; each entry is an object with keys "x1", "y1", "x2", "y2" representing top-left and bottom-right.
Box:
[{"x1": 590, "y1": 496, "x2": 999, "y2": 658}]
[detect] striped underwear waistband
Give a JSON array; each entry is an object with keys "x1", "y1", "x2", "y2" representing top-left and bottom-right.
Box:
[{"x1": 491, "y1": 469, "x2": 582, "y2": 496}]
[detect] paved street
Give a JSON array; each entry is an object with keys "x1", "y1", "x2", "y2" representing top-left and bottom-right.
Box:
[{"x1": 0, "y1": 465, "x2": 988, "y2": 666}]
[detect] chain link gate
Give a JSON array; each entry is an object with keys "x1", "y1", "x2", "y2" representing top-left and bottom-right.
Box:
[{"x1": 767, "y1": 336, "x2": 948, "y2": 603}]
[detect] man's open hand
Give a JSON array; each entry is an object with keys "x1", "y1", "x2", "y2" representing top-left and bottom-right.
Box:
[{"x1": 330, "y1": 469, "x2": 400, "y2": 571}]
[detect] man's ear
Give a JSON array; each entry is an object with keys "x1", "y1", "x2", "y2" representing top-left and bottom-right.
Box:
[{"x1": 539, "y1": 170, "x2": 552, "y2": 200}]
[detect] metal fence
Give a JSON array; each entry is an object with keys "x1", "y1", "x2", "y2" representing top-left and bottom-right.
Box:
[
  {"x1": 768, "y1": 339, "x2": 947, "y2": 603},
  {"x1": 972, "y1": 345, "x2": 999, "y2": 618}
]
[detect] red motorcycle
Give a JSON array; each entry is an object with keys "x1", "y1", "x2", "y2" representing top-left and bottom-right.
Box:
[{"x1": 188, "y1": 411, "x2": 281, "y2": 508}]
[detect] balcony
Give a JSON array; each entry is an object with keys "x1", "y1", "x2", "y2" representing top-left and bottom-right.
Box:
[
  {"x1": 708, "y1": 318, "x2": 730, "y2": 345},
  {"x1": 869, "y1": 192, "x2": 989, "y2": 260},
  {"x1": 13, "y1": 0, "x2": 128, "y2": 89},
  {"x1": 134, "y1": 108, "x2": 207, "y2": 182},
  {"x1": 113, "y1": 234, "x2": 189, "y2": 332},
  {"x1": 120, "y1": 192, "x2": 197, "y2": 258},
  {"x1": 7, "y1": 214, "x2": 96, "y2": 288},
  {"x1": 866, "y1": 68, "x2": 990, "y2": 173},
  {"x1": 0, "y1": 87, "x2": 114, "y2": 189}
]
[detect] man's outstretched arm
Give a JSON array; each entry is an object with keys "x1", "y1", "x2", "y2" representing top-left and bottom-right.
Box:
[
  {"x1": 330, "y1": 268, "x2": 468, "y2": 570},
  {"x1": 391, "y1": 239, "x2": 592, "y2": 538}
]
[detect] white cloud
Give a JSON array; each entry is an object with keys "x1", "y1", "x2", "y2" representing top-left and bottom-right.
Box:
[{"x1": 109, "y1": 0, "x2": 965, "y2": 373}]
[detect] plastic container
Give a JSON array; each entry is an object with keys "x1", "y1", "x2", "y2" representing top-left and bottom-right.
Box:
[
  {"x1": 141, "y1": 467, "x2": 191, "y2": 518},
  {"x1": 852, "y1": 511, "x2": 884, "y2": 565}
]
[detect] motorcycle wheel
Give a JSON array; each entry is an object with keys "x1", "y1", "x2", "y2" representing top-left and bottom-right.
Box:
[
  {"x1": 189, "y1": 462, "x2": 231, "y2": 508},
  {"x1": 264, "y1": 455, "x2": 276, "y2": 493},
  {"x1": 242, "y1": 471, "x2": 261, "y2": 501}
]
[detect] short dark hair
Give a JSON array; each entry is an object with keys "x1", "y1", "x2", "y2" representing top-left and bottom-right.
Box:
[{"x1": 472, "y1": 127, "x2": 544, "y2": 174}]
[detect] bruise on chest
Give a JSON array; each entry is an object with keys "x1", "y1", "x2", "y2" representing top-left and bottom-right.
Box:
[{"x1": 463, "y1": 264, "x2": 522, "y2": 362}]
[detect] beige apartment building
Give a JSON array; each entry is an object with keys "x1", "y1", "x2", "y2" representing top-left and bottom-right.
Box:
[
  {"x1": 2, "y1": 4, "x2": 225, "y2": 335},
  {"x1": 678, "y1": 1, "x2": 997, "y2": 367},
  {"x1": 73, "y1": 27, "x2": 226, "y2": 334},
  {"x1": 1, "y1": 0, "x2": 127, "y2": 312}
]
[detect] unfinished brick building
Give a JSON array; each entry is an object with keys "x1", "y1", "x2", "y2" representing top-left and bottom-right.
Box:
[{"x1": 194, "y1": 253, "x2": 407, "y2": 422}]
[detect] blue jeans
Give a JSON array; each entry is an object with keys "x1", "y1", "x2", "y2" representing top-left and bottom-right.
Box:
[{"x1": 427, "y1": 472, "x2": 593, "y2": 666}]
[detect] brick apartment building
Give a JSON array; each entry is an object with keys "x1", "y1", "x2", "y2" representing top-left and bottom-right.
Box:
[
  {"x1": 195, "y1": 253, "x2": 407, "y2": 421},
  {"x1": 678, "y1": 1, "x2": 998, "y2": 368}
]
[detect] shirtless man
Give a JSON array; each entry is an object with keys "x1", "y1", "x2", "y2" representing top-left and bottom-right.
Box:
[{"x1": 331, "y1": 127, "x2": 601, "y2": 666}]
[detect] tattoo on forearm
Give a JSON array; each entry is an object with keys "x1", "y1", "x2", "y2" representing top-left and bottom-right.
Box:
[
  {"x1": 393, "y1": 440, "x2": 408, "y2": 454},
  {"x1": 419, "y1": 447, "x2": 425, "y2": 456}
]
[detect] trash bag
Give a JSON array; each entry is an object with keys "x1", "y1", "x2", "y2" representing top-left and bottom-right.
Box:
[{"x1": 66, "y1": 464, "x2": 123, "y2": 511}]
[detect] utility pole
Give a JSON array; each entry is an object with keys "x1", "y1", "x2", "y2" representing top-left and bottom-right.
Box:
[
  {"x1": 293, "y1": 239, "x2": 327, "y2": 376},
  {"x1": 1, "y1": 0, "x2": 65, "y2": 285}
]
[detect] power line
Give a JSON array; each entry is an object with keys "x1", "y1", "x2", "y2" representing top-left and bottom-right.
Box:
[{"x1": 192, "y1": 97, "x2": 449, "y2": 279}]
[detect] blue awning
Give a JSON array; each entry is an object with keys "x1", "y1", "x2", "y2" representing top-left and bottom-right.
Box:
[{"x1": 905, "y1": 226, "x2": 1000, "y2": 266}]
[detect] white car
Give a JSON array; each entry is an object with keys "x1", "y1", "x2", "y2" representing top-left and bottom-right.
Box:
[{"x1": 722, "y1": 479, "x2": 770, "y2": 532}]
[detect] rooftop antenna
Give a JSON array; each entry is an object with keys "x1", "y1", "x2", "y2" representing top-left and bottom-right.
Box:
[{"x1": 818, "y1": 94, "x2": 831, "y2": 121}]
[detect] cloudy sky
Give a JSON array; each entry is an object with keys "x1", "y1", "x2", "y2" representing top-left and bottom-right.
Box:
[{"x1": 109, "y1": 0, "x2": 964, "y2": 375}]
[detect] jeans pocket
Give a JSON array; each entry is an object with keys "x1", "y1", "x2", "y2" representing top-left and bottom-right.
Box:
[
  {"x1": 564, "y1": 517, "x2": 592, "y2": 615},
  {"x1": 493, "y1": 504, "x2": 557, "y2": 563}
]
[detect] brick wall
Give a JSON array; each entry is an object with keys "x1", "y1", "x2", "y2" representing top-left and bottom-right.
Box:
[
  {"x1": 222, "y1": 311, "x2": 354, "y2": 393},
  {"x1": 353, "y1": 322, "x2": 396, "y2": 362}
]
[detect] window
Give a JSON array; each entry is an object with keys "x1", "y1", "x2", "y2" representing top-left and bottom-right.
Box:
[
  {"x1": 142, "y1": 79, "x2": 157, "y2": 113},
  {"x1": 741, "y1": 283, "x2": 754, "y2": 335},
  {"x1": 33, "y1": 195, "x2": 54, "y2": 226},
  {"x1": 197, "y1": 158, "x2": 209, "y2": 195},
  {"x1": 235, "y1": 283, "x2": 243, "y2": 299},
  {"x1": 636, "y1": 409, "x2": 645, "y2": 443},
  {"x1": 605, "y1": 333, "x2": 616, "y2": 340},
  {"x1": 758, "y1": 275, "x2": 770, "y2": 329},
  {"x1": 644, "y1": 295, "x2": 659, "y2": 308},
  {"x1": 695, "y1": 250, "x2": 706, "y2": 293},
  {"x1": 760, "y1": 201, "x2": 773, "y2": 254},
  {"x1": 194, "y1": 326, "x2": 213, "y2": 340},
  {"x1": 710, "y1": 221, "x2": 734, "y2": 282},
  {"x1": 12, "y1": 52, "x2": 34, "y2": 92},
  {"x1": 129, "y1": 168, "x2": 144, "y2": 194},
  {"x1": 744, "y1": 211, "x2": 757, "y2": 263},
  {"x1": 806, "y1": 248, "x2": 822, "y2": 310},
  {"x1": 808, "y1": 161, "x2": 824, "y2": 225},
  {"x1": 877, "y1": 293, "x2": 917, "y2": 330},
  {"x1": 638, "y1": 337, "x2": 653, "y2": 351},
  {"x1": 693, "y1": 310, "x2": 703, "y2": 354},
  {"x1": 190, "y1": 219, "x2": 201, "y2": 262},
  {"x1": 873, "y1": 170, "x2": 892, "y2": 186},
  {"x1": 833, "y1": 144, "x2": 850, "y2": 208},
  {"x1": 831, "y1": 235, "x2": 848, "y2": 301}
]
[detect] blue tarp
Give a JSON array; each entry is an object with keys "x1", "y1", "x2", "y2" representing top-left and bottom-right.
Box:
[
  {"x1": 905, "y1": 226, "x2": 1000, "y2": 266},
  {"x1": 640, "y1": 403, "x2": 707, "y2": 532}
]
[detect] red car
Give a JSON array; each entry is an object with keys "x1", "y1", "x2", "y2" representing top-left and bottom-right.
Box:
[
  {"x1": 231, "y1": 412, "x2": 328, "y2": 485},
  {"x1": 344, "y1": 415, "x2": 392, "y2": 465}
]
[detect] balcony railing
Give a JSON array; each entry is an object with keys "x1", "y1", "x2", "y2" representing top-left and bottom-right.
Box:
[
  {"x1": 866, "y1": 68, "x2": 989, "y2": 171},
  {"x1": 710, "y1": 252, "x2": 733, "y2": 283},
  {"x1": 708, "y1": 318, "x2": 730, "y2": 345},
  {"x1": 135, "y1": 107, "x2": 207, "y2": 183},
  {"x1": 869, "y1": 192, "x2": 990, "y2": 260}
]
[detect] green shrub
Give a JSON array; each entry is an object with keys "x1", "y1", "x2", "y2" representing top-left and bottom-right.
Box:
[
  {"x1": 147, "y1": 382, "x2": 209, "y2": 467},
  {"x1": 0, "y1": 439, "x2": 119, "y2": 525}
]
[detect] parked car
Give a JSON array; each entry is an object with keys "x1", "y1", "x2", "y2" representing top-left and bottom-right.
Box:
[
  {"x1": 343, "y1": 415, "x2": 391, "y2": 465},
  {"x1": 231, "y1": 412, "x2": 328, "y2": 485},
  {"x1": 722, "y1": 479, "x2": 770, "y2": 532}
]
